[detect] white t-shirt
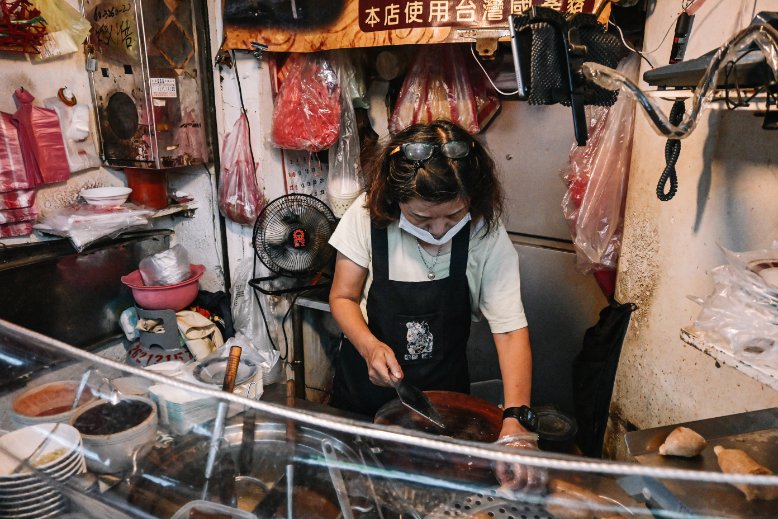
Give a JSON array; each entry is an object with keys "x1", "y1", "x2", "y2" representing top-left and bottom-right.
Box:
[{"x1": 328, "y1": 193, "x2": 528, "y2": 334}]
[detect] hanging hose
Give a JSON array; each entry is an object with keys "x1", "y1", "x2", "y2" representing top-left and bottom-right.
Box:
[{"x1": 656, "y1": 99, "x2": 686, "y2": 201}]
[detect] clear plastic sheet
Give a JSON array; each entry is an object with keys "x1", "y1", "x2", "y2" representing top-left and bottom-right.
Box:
[
  {"x1": 389, "y1": 44, "x2": 480, "y2": 134},
  {"x1": 33, "y1": 204, "x2": 153, "y2": 251},
  {"x1": 582, "y1": 24, "x2": 778, "y2": 138},
  {"x1": 217, "y1": 113, "x2": 265, "y2": 225},
  {"x1": 271, "y1": 53, "x2": 341, "y2": 152},
  {"x1": 1, "y1": 318, "x2": 778, "y2": 518},
  {"x1": 327, "y1": 51, "x2": 362, "y2": 218},
  {"x1": 693, "y1": 244, "x2": 778, "y2": 370},
  {"x1": 139, "y1": 244, "x2": 192, "y2": 286},
  {"x1": 561, "y1": 55, "x2": 639, "y2": 275}
]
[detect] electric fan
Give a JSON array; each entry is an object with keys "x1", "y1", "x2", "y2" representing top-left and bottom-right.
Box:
[{"x1": 249, "y1": 193, "x2": 338, "y2": 296}]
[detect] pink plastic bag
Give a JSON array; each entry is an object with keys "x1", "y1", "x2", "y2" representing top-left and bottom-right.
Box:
[
  {"x1": 271, "y1": 53, "x2": 341, "y2": 152},
  {"x1": 12, "y1": 88, "x2": 70, "y2": 186},
  {"x1": 218, "y1": 113, "x2": 265, "y2": 225},
  {"x1": 561, "y1": 56, "x2": 639, "y2": 276},
  {"x1": 389, "y1": 45, "x2": 479, "y2": 134},
  {"x1": 0, "y1": 112, "x2": 31, "y2": 192}
]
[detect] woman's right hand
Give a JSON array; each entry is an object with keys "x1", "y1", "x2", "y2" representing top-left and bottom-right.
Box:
[{"x1": 364, "y1": 340, "x2": 403, "y2": 387}]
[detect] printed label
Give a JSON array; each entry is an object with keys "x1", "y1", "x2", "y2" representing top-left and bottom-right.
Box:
[{"x1": 150, "y1": 77, "x2": 177, "y2": 98}]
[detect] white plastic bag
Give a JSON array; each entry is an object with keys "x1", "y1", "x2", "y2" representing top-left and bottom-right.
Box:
[
  {"x1": 43, "y1": 97, "x2": 101, "y2": 173},
  {"x1": 693, "y1": 244, "x2": 778, "y2": 369},
  {"x1": 230, "y1": 258, "x2": 282, "y2": 379},
  {"x1": 327, "y1": 51, "x2": 362, "y2": 218}
]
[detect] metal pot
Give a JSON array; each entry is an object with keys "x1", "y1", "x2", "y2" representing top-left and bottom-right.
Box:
[{"x1": 374, "y1": 391, "x2": 502, "y2": 483}]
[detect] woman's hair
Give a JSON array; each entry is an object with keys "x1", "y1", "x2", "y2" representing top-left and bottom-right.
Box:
[{"x1": 364, "y1": 120, "x2": 504, "y2": 232}]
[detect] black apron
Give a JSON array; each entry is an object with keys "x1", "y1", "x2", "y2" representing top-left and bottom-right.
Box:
[{"x1": 331, "y1": 222, "x2": 472, "y2": 417}]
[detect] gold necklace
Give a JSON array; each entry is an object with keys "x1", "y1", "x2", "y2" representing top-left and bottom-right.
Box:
[{"x1": 416, "y1": 241, "x2": 443, "y2": 280}]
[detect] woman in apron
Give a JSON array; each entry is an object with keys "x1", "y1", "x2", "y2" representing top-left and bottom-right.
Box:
[{"x1": 328, "y1": 120, "x2": 542, "y2": 490}]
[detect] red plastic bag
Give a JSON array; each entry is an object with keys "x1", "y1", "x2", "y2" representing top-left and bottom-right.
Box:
[
  {"x1": 272, "y1": 53, "x2": 341, "y2": 152},
  {"x1": 561, "y1": 56, "x2": 638, "y2": 276},
  {"x1": 218, "y1": 113, "x2": 265, "y2": 225},
  {"x1": 12, "y1": 88, "x2": 70, "y2": 186},
  {"x1": 0, "y1": 112, "x2": 31, "y2": 192},
  {"x1": 389, "y1": 45, "x2": 479, "y2": 134}
]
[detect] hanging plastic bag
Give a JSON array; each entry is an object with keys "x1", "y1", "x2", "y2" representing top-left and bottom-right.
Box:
[
  {"x1": 12, "y1": 88, "x2": 70, "y2": 186},
  {"x1": 271, "y1": 53, "x2": 341, "y2": 152},
  {"x1": 30, "y1": 0, "x2": 90, "y2": 61},
  {"x1": 43, "y1": 95, "x2": 100, "y2": 173},
  {"x1": 327, "y1": 51, "x2": 362, "y2": 218},
  {"x1": 218, "y1": 113, "x2": 265, "y2": 225},
  {"x1": 0, "y1": 112, "x2": 31, "y2": 192},
  {"x1": 389, "y1": 45, "x2": 479, "y2": 134},
  {"x1": 560, "y1": 55, "x2": 639, "y2": 276}
]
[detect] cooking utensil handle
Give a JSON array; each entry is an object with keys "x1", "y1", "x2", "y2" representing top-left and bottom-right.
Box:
[{"x1": 223, "y1": 345, "x2": 242, "y2": 393}]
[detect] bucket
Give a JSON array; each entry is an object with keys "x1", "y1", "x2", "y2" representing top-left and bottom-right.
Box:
[{"x1": 124, "y1": 168, "x2": 169, "y2": 209}]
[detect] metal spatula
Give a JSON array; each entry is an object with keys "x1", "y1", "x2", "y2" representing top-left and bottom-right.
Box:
[{"x1": 391, "y1": 377, "x2": 445, "y2": 429}]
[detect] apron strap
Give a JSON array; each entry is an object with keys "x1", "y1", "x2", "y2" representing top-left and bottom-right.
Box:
[
  {"x1": 449, "y1": 221, "x2": 471, "y2": 278},
  {"x1": 370, "y1": 223, "x2": 389, "y2": 281}
]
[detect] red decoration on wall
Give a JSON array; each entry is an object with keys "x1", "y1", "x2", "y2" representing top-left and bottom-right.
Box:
[{"x1": 0, "y1": 0, "x2": 48, "y2": 54}]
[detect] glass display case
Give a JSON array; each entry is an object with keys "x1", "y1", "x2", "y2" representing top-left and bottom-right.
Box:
[{"x1": 1, "y1": 317, "x2": 777, "y2": 519}]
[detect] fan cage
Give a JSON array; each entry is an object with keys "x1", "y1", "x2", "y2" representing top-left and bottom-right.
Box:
[{"x1": 252, "y1": 194, "x2": 338, "y2": 278}]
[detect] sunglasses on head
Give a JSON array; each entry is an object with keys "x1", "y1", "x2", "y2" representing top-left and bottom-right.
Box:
[{"x1": 390, "y1": 141, "x2": 472, "y2": 162}]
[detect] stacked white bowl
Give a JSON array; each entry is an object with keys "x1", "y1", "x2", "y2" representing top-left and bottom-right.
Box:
[{"x1": 0, "y1": 423, "x2": 86, "y2": 519}]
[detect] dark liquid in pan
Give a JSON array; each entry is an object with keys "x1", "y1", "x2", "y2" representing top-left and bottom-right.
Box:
[{"x1": 74, "y1": 400, "x2": 152, "y2": 435}]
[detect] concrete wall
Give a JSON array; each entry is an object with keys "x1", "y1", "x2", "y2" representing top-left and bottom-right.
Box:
[{"x1": 607, "y1": 0, "x2": 778, "y2": 459}]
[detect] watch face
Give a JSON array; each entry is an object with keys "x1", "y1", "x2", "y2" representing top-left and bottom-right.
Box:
[{"x1": 521, "y1": 406, "x2": 538, "y2": 430}]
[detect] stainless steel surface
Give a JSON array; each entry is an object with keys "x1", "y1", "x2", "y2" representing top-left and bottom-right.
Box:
[
  {"x1": 392, "y1": 379, "x2": 445, "y2": 429},
  {"x1": 425, "y1": 491, "x2": 552, "y2": 519},
  {"x1": 82, "y1": 0, "x2": 210, "y2": 168},
  {"x1": 625, "y1": 408, "x2": 778, "y2": 518}
]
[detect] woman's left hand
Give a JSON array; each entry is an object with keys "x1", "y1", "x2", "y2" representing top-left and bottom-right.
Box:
[{"x1": 494, "y1": 422, "x2": 548, "y2": 493}]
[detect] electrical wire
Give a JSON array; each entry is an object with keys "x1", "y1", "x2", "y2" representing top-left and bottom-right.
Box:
[
  {"x1": 469, "y1": 44, "x2": 519, "y2": 96},
  {"x1": 608, "y1": 19, "x2": 654, "y2": 69}
]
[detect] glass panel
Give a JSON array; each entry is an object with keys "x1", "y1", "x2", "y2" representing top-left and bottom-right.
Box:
[{"x1": 1, "y1": 318, "x2": 777, "y2": 519}]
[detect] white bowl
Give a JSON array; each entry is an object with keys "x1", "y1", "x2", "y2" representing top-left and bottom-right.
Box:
[
  {"x1": 80, "y1": 187, "x2": 132, "y2": 207},
  {"x1": 0, "y1": 423, "x2": 82, "y2": 479}
]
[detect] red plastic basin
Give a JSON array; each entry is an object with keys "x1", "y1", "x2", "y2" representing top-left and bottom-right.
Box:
[{"x1": 121, "y1": 264, "x2": 205, "y2": 311}]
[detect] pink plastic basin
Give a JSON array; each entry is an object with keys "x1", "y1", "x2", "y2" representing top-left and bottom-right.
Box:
[{"x1": 121, "y1": 264, "x2": 205, "y2": 311}]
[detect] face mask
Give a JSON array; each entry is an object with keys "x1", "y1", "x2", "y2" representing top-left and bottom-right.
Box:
[{"x1": 398, "y1": 212, "x2": 472, "y2": 246}]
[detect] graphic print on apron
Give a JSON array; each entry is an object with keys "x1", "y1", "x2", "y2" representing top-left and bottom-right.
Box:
[{"x1": 405, "y1": 320, "x2": 434, "y2": 361}]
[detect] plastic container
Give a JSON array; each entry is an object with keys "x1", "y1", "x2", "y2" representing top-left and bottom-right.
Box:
[
  {"x1": 121, "y1": 264, "x2": 205, "y2": 311},
  {"x1": 124, "y1": 168, "x2": 168, "y2": 209}
]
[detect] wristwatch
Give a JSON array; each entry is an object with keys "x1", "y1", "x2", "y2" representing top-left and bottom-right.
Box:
[{"x1": 502, "y1": 405, "x2": 538, "y2": 431}]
